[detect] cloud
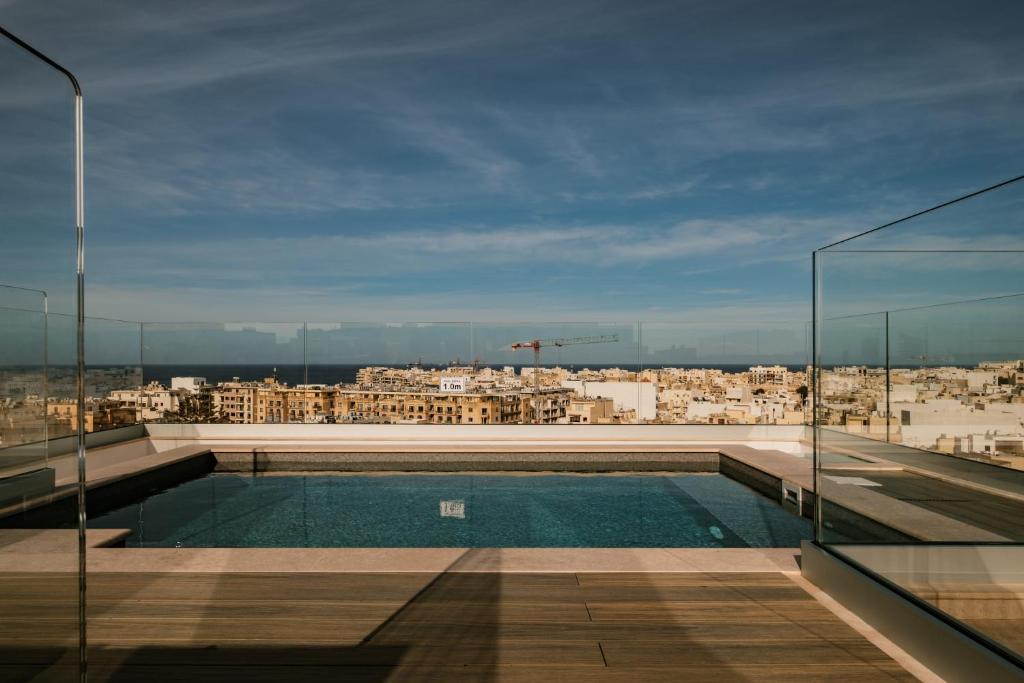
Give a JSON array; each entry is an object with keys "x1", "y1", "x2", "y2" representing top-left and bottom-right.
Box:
[
  {"x1": 5, "y1": 0, "x2": 670, "y2": 96},
  {"x1": 3, "y1": 0, "x2": 1023, "y2": 328},
  {"x1": 81, "y1": 281, "x2": 810, "y2": 326},
  {"x1": 71, "y1": 213, "x2": 831, "y2": 287}
]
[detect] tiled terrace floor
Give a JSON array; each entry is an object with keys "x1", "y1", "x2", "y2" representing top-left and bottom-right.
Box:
[{"x1": 4, "y1": 570, "x2": 917, "y2": 682}]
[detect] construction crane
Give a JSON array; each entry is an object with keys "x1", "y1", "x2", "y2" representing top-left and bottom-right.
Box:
[{"x1": 510, "y1": 335, "x2": 620, "y2": 424}]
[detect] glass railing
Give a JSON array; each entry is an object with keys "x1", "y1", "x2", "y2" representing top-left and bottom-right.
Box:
[
  {"x1": 0, "y1": 288, "x2": 48, "y2": 459},
  {"x1": 0, "y1": 28, "x2": 84, "y2": 682},
  {"x1": 817, "y1": 296, "x2": 1024, "y2": 466},
  {"x1": 643, "y1": 321, "x2": 810, "y2": 426},
  {"x1": 8, "y1": 318, "x2": 814, "y2": 429},
  {"x1": 814, "y1": 175, "x2": 1024, "y2": 664}
]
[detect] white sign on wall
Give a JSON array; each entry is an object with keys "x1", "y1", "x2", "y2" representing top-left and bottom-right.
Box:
[
  {"x1": 440, "y1": 376, "x2": 468, "y2": 393},
  {"x1": 439, "y1": 500, "x2": 466, "y2": 519}
]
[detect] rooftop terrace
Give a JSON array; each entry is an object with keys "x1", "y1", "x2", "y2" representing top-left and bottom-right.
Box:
[{"x1": 2, "y1": 14, "x2": 1024, "y2": 683}]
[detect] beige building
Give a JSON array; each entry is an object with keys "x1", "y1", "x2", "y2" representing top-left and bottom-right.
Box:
[
  {"x1": 215, "y1": 382, "x2": 257, "y2": 423},
  {"x1": 214, "y1": 378, "x2": 334, "y2": 424},
  {"x1": 749, "y1": 365, "x2": 789, "y2": 386},
  {"x1": 333, "y1": 387, "x2": 555, "y2": 424},
  {"x1": 566, "y1": 397, "x2": 614, "y2": 424},
  {"x1": 47, "y1": 399, "x2": 135, "y2": 433},
  {"x1": 110, "y1": 382, "x2": 183, "y2": 422}
]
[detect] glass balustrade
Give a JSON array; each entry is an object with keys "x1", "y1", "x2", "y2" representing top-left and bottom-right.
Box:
[
  {"x1": 0, "y1": 28, "x2": 83, "y2": 682},
  {"x1": 814, "y1": 175, "x2": 1024, "y2": 662},
  {"x1": 25, "y1": 319, "x2": 819, "y2": 428}
]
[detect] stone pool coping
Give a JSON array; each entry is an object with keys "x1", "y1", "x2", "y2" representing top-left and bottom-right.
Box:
[
  {"x1": 0, "y1": 528, "x2": 129, "y2": 553},
  {"x1": 0, "y1": 546, "x2": 801, "y2": 574}
]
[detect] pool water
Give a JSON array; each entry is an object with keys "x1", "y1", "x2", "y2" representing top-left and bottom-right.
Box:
[{"x1": 90, "y1": 473, "x2": 811, "y2": 548}]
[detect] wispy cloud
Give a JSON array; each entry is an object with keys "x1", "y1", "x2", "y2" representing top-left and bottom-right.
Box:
[
  {"x1": 72, "y1": 213, "x2": 830, "y2": 287},
  {"x1": 2, "y1": 0, "x2": 1022, "y2": 325}
]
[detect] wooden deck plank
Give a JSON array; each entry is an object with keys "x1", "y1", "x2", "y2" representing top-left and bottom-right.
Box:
[
  {"x1": 578, "y1": 573, "x2": 806, "y2": 590},
  {"x1": 586, "y1": 600, "x2": 846, "y2": 623},
  {"x1": 600, "y1": 640, "x2": 898, "y2": 666},
  {"x1": 363, "y1": 620, "x2": 884, "y2": 644},
  {"x1": 578, "y1": 585, "x2": 811, "y2": 601}
]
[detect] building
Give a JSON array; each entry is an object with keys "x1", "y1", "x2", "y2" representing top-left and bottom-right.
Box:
[
  {"x1": 214, "y1": 381, "x2": 258, "y2": 423},
  {"x1": 560, "y1": 380, "x2": 657, "y2": 422},
  {"x1": 749, "y1": 364, "x2": 789, "y2": 385},
  {"x1": 566, "y1": 396, "x2": 614, "y2": 424},
  {"x1": 47, "y1": 398, "x2": 136, "y2": 433},
  {"x1": 171, "y1": 376, "x2": 207, "y2": 392},
  {"x1": 110, "y1": 382, "x2": 184, "y2": 422},
  {"x1": 333, "y1": 387, "x2": 558, "y2": 424}
]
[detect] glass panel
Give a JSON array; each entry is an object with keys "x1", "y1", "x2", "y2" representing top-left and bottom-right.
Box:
[
  {"x1": 641, "y1": 321, "x2": 809, "y2": 425},
  {"x1": 44, "y1": 311, "x2": 78, "y2": 440},
  {"x1": 815, "y1": 309, "x2": 890, "y2": 545},
  {"x1": 0, "y1": 33, "x2": 81, "y2": 681},
  {"x1": 141, "y1": 322, "x2": 306, "y2": 423},
  {"x1": 0, "y1": 287, "x2": 47, "y2": 457},
  {"x1": 817, "y1": 312, "x2": 887, "y2": 441},
  {"x1": 306, "y1": 322, "x2": 473, "y2": 423},
  {"x1": 815, "y1": 177, "x2": 1024, "y2": 660},
  {"x1": 43, "y1": 314, "x2": 144, "y2": 435},
  {"x1": 888, "y1": 294, "x2": 1024, "y2": 467},
  {"x1": 87, "y1": 317, "x2": 143, "y2": 431}
]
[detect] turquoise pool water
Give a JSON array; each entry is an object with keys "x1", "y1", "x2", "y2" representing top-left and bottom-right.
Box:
[{"x1": 90, "y1": 473, "x2": 811, "y2": 548}]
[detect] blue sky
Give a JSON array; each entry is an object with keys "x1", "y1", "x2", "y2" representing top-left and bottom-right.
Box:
[{"x1": 1, "y1": 0, "x2": 1023, "y2": 325}]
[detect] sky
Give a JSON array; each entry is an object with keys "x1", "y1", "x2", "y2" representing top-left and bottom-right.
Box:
[{"x1": 1, "y1": 0, "x2": 1023, "y2": 327}]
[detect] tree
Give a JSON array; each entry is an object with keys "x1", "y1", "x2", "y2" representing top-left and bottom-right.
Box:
[{"x1": 796, "y1": 385, "x2": 809, "y2": 405}]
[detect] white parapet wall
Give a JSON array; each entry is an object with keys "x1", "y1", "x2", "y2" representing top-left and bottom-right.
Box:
[{"x1": 142, "y1": 423, "x2": 811, "y2": 453}]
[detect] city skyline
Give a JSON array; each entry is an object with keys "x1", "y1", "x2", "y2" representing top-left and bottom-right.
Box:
[{"x1": 10, "y1": 357, "x2": 1024, "y2": 469}]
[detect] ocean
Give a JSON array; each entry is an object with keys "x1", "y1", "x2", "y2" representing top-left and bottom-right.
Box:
[{"x1": 134, "y1": 363, "x2": 807, "y2": 386}]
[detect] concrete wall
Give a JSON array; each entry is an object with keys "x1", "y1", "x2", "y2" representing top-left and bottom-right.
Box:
[
  {"x1": 559, "y1": 380, "x2": 657, "y2": 421},
  {"x1": 144, "y1": 422, "x2": 809, "y2": 444},
  {"x1": 803, "y1": 542, "x2": 1024, "y2": 683}
]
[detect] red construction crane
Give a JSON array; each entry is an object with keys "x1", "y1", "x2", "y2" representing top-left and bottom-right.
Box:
[{"x1": 510, "y1": 335, "x2": 620, "y2": 423}]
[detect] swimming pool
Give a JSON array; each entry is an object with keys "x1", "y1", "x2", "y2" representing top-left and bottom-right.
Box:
[{"x1": 90, "y1": 473, "x2": 811, "y2": 548}]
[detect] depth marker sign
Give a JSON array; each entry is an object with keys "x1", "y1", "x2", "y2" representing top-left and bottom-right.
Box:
[{"x1": 439, "y1": 500, "x2": 466, "y2": 519}]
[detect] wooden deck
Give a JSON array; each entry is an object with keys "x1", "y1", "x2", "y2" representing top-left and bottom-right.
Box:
[{"x1": 1, "y1": 570, "x2": 916, "y2": 682}]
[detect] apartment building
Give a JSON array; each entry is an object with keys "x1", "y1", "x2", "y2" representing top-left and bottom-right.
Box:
[
  {"x1": 110, "y1": 382, "x2": 184, "y2": 422},
  {"x1": 749, "y1": 364, "x2": 789, "y2": 385},
  {"x1": 215, "y1": 381, "x2": 257, "y2": 423},
  {"x1": 213, "y1": 378, "x2": 335, "y2": 424},
  {"x1": 566, "y1": 396, "x2": 614, "y2": 424},
  {"x1": 334, "y1": 387, "x2": 562, "y2": 424}
]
